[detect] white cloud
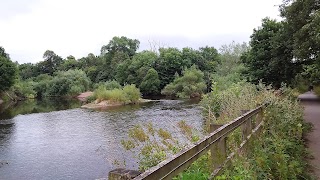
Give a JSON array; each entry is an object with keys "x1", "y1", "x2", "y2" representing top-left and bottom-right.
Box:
[{"x1": 0, "y1": 0, "x2": 282, "y2": 63}]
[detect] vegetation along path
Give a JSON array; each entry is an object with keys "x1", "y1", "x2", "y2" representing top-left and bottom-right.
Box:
[{"x1": 299, "y1": 92, "x2": 320, "y2": 179}]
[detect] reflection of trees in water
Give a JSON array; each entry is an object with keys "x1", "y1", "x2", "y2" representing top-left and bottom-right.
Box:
[
  {"x1": 0, "y1": 120, "x2": 15, "y2": 151},
  {"x1": 0, "y1": 98, "x2": 82, "y2": 120}
]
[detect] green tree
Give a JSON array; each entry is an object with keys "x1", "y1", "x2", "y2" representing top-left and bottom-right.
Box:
[
  {"x1": 33, "y1": 74, "x2": 53, "y2": 98},
  {"x1": 47, "y1": 69, "x2": 91, "y2": 97},
  {"x1": 116, "y1": 51, "x2": 158, "y2": 86},
  {"x1": 198, "y1": 46, "x2": 220, "y2": 72},
  {"x1": 281, "y1": 0, "x2": 320, "y2": 63},
  {"x1": 0, "y1": 47, "x2": 17, "y2": 92},
  {"x1": 37, "y1": 50, "x2": 63, "y2": 75},
  {"x1": 242, "y1": 18, "x2": 297, "y2": 87},
  {"x1": 139, "y1": 68, "x2": 161, "y2": 95},
  {"x1": 211, "y1": 42, "x2": 248, "y2": 91},
  {"x1": 18, "y1": 63, "x2": 40, "y2": 80},
  {"x1": 0, "y1": 46, "x2": 9, "y2": 59},
  {"x1": 59, "y1": 55, "x2": 78, "y2": 71},
  {"x1": 100, "y1": 36, "x2": 140, "y2": 57},
  {"x1": 161, "y1": 65, "x2": 206, "y2": 98},
  {"x1": 78, "y1": 53, "x2": 103, "y2": 82},
  {"x1": 155, "y1": 48, "x2": 185, "y2": 89},
  {"x1": 280, "y1": 0, "x2": 320, "y2": 88}
]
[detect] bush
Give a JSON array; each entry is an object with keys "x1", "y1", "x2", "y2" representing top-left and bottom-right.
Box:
[
  {"x1": 92, "y1": 84, "x2": 141, "y2": 104},
  {"x1": 93, "y1": 80, "x2": 122, "y2": 90},
  {"x1": 201, "y1": 82, "x2": 311, "y2": 179},
  {"x1": 12, "y1": 80, "x2": 36, "y2": 99},
  {"x1": 123, "y1": 84, "x2": 141, "y2": 103},
  {"x1": 201, "y1": 81, "x2": 258, "y2": 125},
  {"x1": 139, "y1": 68, "x2": 161, "y2": 95},
  {"x1": 314, "y1": 85, "x2": 320, "y2": 96},
  {"x1": 161, "y1": 65, "x2": 207, "y2": 98},
  {"x1": 33, "y1": 75, "x2": 53, "y2": 98},
  {"x1": 0, "y1": 52, "x2": 17, "y2": 92},
  {"x1": 46, "y1": 69, "x2": 91, "y2": 97}
]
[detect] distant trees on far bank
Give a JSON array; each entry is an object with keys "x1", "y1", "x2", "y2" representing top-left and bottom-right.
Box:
[{"x1": 3, "y1": 0, "x2": 319, "y2": 101}]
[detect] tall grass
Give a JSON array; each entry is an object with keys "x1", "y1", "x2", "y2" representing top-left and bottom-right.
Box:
[
  {"x1": 201, "y1": 82, "x2": 312, "y2": 179},
  {"x1": 92, "y1": 84, "x2": 141, "y2": 104},
  {"x1": 119, "y1": 82, "x2": 311, "y2": 179}
]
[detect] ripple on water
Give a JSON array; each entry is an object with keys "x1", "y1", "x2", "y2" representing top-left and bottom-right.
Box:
[{"x1": 0, "y1": 99, "x2": 203, "y2": 180}]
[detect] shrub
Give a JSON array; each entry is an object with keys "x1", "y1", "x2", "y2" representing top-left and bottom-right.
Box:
[
  {"x1": 92, "y1": 84, "x2": 141, "y2": 104},
  {"x1": 12, "y1": 80, "x2": 36, "y2": 99},
  {"x1": 139, "y1": 68, "x2": 161, "y2": 95},
  {"x1": 161, "y1": 65, "x2": 207, "y2": 98},
  {"x1": 107, "y1": 89, "x2": 127, "y2": 103},
  {"x1": 121, "y1": 122, "x2": 198, "y2": 171},
  {"x1": 31, "y1": 70, "x2": 90, "y2": 98},
  {"x1": 46, "y1": 69, "x2": 91, "y2": 97},
  {"x1": 0, "y1": 54, "x2": 17, "y2": 92},
  {"x1": 93, "y1": 80, "x2": 122, "y2": 90},
  {"x1": 314, "y1": 85, "x2": 320, "y2": 96},
  {"x1": 123, "y1": 84, "x2": 141, "y2": 103},
  {"x1": 202, "y1": 82, "x2": 311, "y2": 179}
]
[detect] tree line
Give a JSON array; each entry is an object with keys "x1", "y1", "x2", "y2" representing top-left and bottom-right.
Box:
[
  {"x1": 1, "y1": 0, "x2": 319, "y2": 100},
  {"x1": 242, "y1": 0, "x2": 320, "y2": 90},
  {"x1": 1, "y1": 36, "x2": 232, "y2": 99}
]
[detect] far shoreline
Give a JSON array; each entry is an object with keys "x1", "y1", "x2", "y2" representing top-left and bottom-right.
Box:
[{"x1": 81, "y1": 98, "x2": 153, "y2": 110}]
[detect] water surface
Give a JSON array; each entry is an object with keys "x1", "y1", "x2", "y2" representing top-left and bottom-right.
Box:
[{"x1": 0, "y1": 99, "x2": 203, "y2": 180}]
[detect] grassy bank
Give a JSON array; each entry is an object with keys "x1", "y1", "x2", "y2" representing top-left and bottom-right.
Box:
[
  {"x1": 121, "y1": 82, "x2": 312, "y2": 179},
  {"x1": 82, "y1": 84, "x2": 143, "y2": 109}
]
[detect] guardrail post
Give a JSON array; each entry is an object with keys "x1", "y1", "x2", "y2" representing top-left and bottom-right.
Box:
[
  {"x1": 210, "y1": 124, "x2": 227, "y2": 171},
  {"x1": 255, "y1": 107, "x2": 264, "y2": 135},
  {"x1": 241, "y1": 110, "x2": 252, "y2": 154}
]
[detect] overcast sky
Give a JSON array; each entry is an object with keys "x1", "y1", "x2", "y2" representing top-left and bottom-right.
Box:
[{"x1": 0, "y1": 0, "x2": 283, "y2": 64}]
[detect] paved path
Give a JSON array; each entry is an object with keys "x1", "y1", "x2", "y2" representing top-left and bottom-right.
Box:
[{"x1": 299, "y1": 92, "x2": 320, "y2": 179}]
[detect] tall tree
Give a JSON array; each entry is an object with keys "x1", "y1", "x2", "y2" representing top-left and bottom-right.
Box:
[
  {"x1": 0, "y1": 47, "x2": 17, "y2": 92},
  {"x1": 242, "y1": 18, "x2": 296, "y2": 87},
  {"x1": 198, "y1": 46, "x2": 220, "y2": 72},
  {"x1": 280, "y1": 0, "x2": 320, "y2": 87},
  {"x1": 281, "y1": 0, "x2": 320, "y2": 63},
  {"x1": 37, "y1": 50, "x2": 63, "y2": 75},
  {"x1": 116, "y1": 50, "x2": 157, "y2": 86},
  {"x1": 155, "y1": 48, "x2": 185, "y2": 89},
  {"x1": 100, "y1": 36, "x2": 140, "y2": 57},
  {"x1": 18, "y1": 63, "x2": 40, "y2": 80},
  {"x1": 139, "y1": 68, "x2": 161, "y2": 95}
]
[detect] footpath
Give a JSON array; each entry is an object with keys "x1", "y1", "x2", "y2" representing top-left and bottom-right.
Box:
[{"x1": 299, "y1": 92, "x2": 320, "y2": 179}]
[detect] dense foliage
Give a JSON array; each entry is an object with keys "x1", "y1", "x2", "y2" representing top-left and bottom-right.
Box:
[
  {"x1": 46, "y1": 69, "x2": 90, "y2": 97},
  {"x1": 242, "y1": 0, "x2": 320, "y2": 90},
  {"x1": 242, "y1": 18, "x2": 297, "y2": 88},
  {"x1": 0, "y1": 1, "x2": 316, "y2": 178},
  {"x1": 212, "y1": 84, "x2": 310, "y2": 179},
  {"x1": 3, "y1": 36, "x2": 223, "y2": 99},
  {"x1": 92, "y1": 84, "x2": 141, "y2": 104},
  {"x1": 161, "y1": 65, "x2": 207, "y2": 98},
  {"x1": 0, "y1": 47, "x2": 17, "y2": 92},
  {"x1": 121, "y1": 82, "x2": 310, "y2": 179}
]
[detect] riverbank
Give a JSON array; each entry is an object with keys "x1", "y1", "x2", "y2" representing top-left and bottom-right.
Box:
[
  {"x1": 77, "y1": 91, "x2": 93, "y2": 101},
  {"x1": 81, "y1": 98, "x2": 152, "y2": 109}
]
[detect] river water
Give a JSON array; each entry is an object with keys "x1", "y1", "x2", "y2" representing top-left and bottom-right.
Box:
[{"x1": 0, "y1": 98, "x2": 203, "y2": 180}]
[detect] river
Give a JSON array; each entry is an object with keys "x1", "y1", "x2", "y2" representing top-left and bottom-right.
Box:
[{"x1": 0, "y1": 98, "x2": 203, "y2": 180}]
